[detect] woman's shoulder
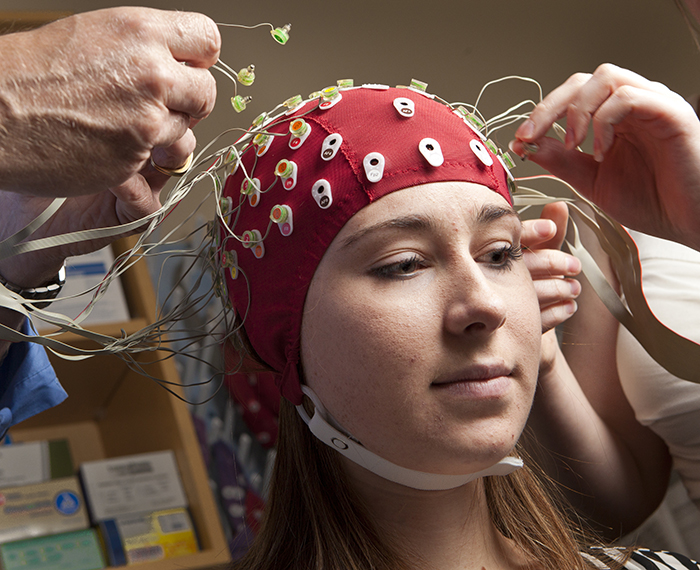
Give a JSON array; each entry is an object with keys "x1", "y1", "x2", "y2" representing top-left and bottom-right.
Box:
[{"x1": 582, "y1": 547, "x2": 700, "y2": 569}]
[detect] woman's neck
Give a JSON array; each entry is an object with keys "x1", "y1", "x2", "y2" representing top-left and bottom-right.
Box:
[{"x1": 344, "y1": 461, "x2": 531, "y2": 570}]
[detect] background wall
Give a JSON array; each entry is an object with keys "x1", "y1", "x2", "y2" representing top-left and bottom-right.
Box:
[
  {"x1": 5, "y1": 0, "x2": 700, "y2": 554},
  {"x1": 3, "y1": 0, "x2": 700, "y2": 217}
]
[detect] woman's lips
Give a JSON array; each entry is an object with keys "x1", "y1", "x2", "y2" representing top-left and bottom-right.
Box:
[
  {"x1": 431, "y1": 365, "x2": 513, "y2": 399},
  {"x1": 431, "y1": 375, "x2": 511, "y2": 399}
]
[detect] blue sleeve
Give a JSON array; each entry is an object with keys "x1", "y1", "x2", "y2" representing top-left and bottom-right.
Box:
[{"x1": 0, "y1": 317, "x2": 67, "y2": 439}]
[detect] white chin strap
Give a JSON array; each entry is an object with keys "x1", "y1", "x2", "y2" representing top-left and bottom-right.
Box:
[{"x1": 296, "y1": 386, "x2": 523, "y2": 491}]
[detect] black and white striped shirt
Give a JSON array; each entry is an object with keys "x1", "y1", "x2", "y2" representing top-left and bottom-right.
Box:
[{"x1": 582, "y1": 548, "x2": 699, "y2": 569}]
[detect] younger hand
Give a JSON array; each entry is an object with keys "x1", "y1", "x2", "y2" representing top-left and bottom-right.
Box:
[
  {"x1": 510, "y1": 64, "x2": 700, "y2": 251},
  {"x1": 521, "y1": 202, "x2": 581, "y2": 333}
]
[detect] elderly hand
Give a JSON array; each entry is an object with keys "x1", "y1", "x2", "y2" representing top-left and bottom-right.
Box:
[
  {"x1": 510, "y1": 64, "x2": 700, "y2": 252},
  {"x1": 0, "y1": 7, "x2": 220, "y2": 198},
  {"x1": 0, "y1": 7, "x2": 221, "y2": 289},
  {"x1": 0, "y1": 178, "x2": 169, "y2": 290}
]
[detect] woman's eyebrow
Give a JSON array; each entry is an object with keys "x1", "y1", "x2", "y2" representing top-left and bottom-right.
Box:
[
  {"x1": 340, "y1": 204, "x2": 518, "y2": 250},
  {"x1": 340, "y1": 214, "x2": 437, "y2": 249},
  {"x1": 476, "y1": 204, "x2": 520, "y2": 225}
]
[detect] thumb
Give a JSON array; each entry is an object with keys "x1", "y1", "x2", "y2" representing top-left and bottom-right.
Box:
[
  {"x1": 510, "y1": 136, "x2": 599, "y2": 200},
  {"x1": 111, "y1": 175, "x2": 162, "y2": 224}
]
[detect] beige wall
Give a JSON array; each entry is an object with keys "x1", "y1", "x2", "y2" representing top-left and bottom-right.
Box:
[{"x1": 4, "y1": 0, "x2": 698, "y2": 222}]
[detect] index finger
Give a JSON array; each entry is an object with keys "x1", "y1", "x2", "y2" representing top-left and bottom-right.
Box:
[
  {"x1": 522, "y1": 202, "x2": 570, "y2": 251},
  {"x1": 164, "y1": 11, "x2": 221, "y2": 68},
  {"x1": 538, "y1": 202, "x2": 569, "y2": 250},
  {"x1": 515, "y1": 72, "x2": 592, "y2": 142},
  {"x1": 521, "y1": 218, "x2": 557, "y2": 250},
  {"x1": 565, "y1": 64, "x2": 667, "y2": 150}
]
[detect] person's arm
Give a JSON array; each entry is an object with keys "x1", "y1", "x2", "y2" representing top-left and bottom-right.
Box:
[
  {"x1": 523, "y1": 204, "x2": 671, "y2": 538},
  {"x1": 0, "y1": 315, "x2": 67, "y2": 439},
  {"x1": 0, "y1": 7, "x2": 220, "y2": 355},
  {"x1": 510, "y1": 63, "x2": 700, "y2": 252},
  {"x1": 530, "y1": 341, "x2": 671, "y2": 538}
]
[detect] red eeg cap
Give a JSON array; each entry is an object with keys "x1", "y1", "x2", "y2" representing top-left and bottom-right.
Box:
[{"x1": 222, "y1": 86, "x2": 513, "y2": 405}]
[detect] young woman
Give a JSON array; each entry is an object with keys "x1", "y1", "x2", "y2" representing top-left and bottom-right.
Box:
[{"x1": 218, "y1": 84, "x2": 697, "y2": 570}]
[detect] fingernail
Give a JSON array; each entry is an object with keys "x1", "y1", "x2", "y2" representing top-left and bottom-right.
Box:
[
  {"x1": 533, "y1": 219, "x2": 556, "y2": 237},
  {"x1": 567, "y1": 257, "x2": 582, "y2": 274},
  {"x1": 565, "y1": 128, "x2": 574, "y2": 149},
  {"x1": 521, "y1": 141, "x2": 539, "y2": 155},
  {"x1": 516, "y1": 119, "x2": 535, "y2": 140},
  {"x1": 593, "y1": 138, "x2": 603, "y2": 162},
  {"x1": 566, "y1": 300, "x2": 578, "y2": 315},
  {"x1": 508, "y1": 139, "x2": 520, "y2": 155},
  {"x1": 569, "y1": 279, "x2": 581, "y2": 297}
]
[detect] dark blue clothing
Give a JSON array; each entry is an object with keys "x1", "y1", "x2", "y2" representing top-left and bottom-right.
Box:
[{"x1": 0, "y1": 318, "x2": 66, "y2": 438}]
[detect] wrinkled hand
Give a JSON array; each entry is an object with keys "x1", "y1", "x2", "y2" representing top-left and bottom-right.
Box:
[
  {"x1": 510, "y1": 64, "x2": 700, "y2": 252},
  {"x1": 521, "y1": 202, "x2": 581, "y2": 335},
  {"x1": 0, "y1": 166, "x2": 175, "y2": 288},
  {"x1": 0, "y1": 7, "x2": 221, "y2": 288},
  {"x1": 0, "y1": 7, "x2": 220, "y2": 197}
]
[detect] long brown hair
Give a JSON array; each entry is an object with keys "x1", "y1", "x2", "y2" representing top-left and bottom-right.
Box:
[{"x1": 233, "y1": 398, "x2": 623, "y2": 570}]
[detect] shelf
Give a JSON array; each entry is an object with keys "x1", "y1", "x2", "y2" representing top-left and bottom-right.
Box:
[{"x1": 8, "y1": 237, "x2": 231, "y2": 570}]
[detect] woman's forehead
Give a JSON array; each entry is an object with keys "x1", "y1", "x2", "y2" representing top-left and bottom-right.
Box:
[{"x1": 336, "y1": 182, "x2": 518, "y2": 242}]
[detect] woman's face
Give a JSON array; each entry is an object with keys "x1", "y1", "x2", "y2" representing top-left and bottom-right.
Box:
[{"x1": 301, "y1": 182, "x2": 541, "y2": 476}]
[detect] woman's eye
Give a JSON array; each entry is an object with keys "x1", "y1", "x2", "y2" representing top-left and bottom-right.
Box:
[
  {"x1": 371, "y1": 255, "x2": 426, "y2": 279},
  {"x1": 481, "y1": 244, "x2": 523, "y2": 269}
]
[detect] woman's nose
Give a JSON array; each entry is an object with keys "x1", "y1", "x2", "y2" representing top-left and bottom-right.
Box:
[{"x1": 443, "y1": 259, "x2": 507, "y2": 336}]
